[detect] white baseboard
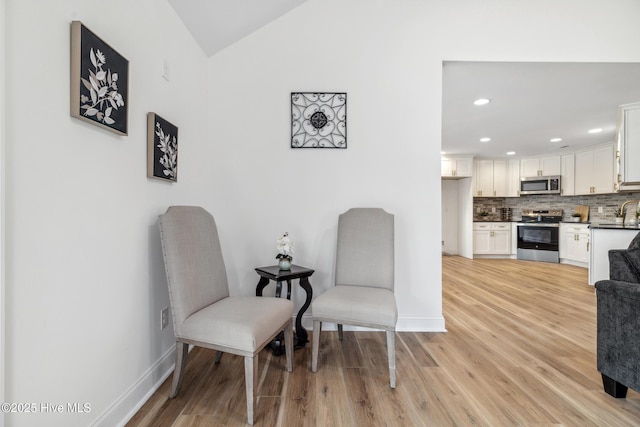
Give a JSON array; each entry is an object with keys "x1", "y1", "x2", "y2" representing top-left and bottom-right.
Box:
[
  {"x1": 91, "y1": 346, "x2": 175, "y2": 427},
  {"x1": 397, "y1": 316, "x2": 447, "y2": 332}
]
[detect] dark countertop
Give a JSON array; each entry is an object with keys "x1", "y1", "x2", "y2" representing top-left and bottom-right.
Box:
[{"x1": 589, "y1": 222, "x2": 640, "y2": 230}]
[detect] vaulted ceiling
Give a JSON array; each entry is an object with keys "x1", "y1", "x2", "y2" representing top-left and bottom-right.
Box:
[{"x1": 168, "y1": 0, "x2": 309, "y2": 57}]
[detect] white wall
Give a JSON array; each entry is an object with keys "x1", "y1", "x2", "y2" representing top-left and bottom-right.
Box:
[
  {"x1": 206, "y1": 0, "x2": 446, "y2": 333},
  {"x1": 457, "y1": 178, "x2": 474, "y2": 258},
  {"x1": 3, "y1": 0, "x2": 640, "y2": 426},
  {"x1": 442, "y1": 178, "x2": 473, "y2": 258},
  {"x1": 0, "y1": 0, "x2": 5, "y2": 424},
  {"x1": 4, "y1": 0, "x2": 209, "y2": 425},
  {"x1": 442, "y1": 180, "x2": 459, "y2": 254}
]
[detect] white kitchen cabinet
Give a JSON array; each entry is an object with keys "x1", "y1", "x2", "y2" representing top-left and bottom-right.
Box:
[
  {"x1": 473, "y1": 222, "x2": 511, "y2": 255},
  {"x1": 442, "y1": 156, "x2": 473, "y2": 178},
  {"x1": 616, "y1": 102, "x2": 640, "y2": 191},
  {"x1": 560, "y1": 223, "x2": 589, "y2": 266},
  {"x1": 473, "y1": 159, "x2": 510, "y2": 197},
  {"x1": 506, "y1": 158, "x2": 521, "y2": 197},
  {"x1": 561, "y1": 154, "x2": 575, "y2": 196},
  {"x1": 575, "y1": 143, "x2": 614, "y2": 195},
  {"x1": 474, "y1": 160, "x2": 493, "y2": 197},
  {"x1": 520, "y1": 155, "x2": 561, "y2": 178},
  {"x1": 492, "y1": 160, "x2": 507, "y2": 197}
]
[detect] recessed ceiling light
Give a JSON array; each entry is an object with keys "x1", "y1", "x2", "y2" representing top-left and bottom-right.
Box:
[
  {"x1": 506, "y1": 151, "x2": 516, "y2": 156},
  {"x1": 474, "y1": 98, "x2": 491, "y2": 106},
  {"x1": 550, "y1": 138, "x2": 562, "y2": 142},
  {"x1": 588, "y1": 128, "x2": 603, "y2": 134},
  {"x1": 479, "y1": 137, "x2": 491, "y2": 142}
]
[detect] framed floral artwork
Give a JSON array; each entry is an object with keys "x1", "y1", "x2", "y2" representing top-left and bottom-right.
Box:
[
  {"x1": 147, "y1": 113, "x2": 178, "y2": 182},
  {"x1": 291, "y1": 92, "x2": 347, "y2": 148},
  {"x1": 70, "y1": 21, "x2": 129, "y2": 135}
]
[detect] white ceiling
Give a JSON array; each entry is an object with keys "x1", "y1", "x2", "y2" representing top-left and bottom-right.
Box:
[
  {"x1": 166, "y1": 3, "x2": 640, "y2": 161},
  {"x1": 168, "y1": 0, "x2": 309, "y2": 57},
  {"x1": 442, "y1": 61, "x2": 640, "y2": 159}
]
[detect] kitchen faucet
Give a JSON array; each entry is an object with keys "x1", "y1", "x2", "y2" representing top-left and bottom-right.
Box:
[{"x1": 619, "y1": 200, "x2": 639, "y2": 219}]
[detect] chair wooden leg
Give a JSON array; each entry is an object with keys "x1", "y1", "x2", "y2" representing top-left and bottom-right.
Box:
[
  {"x1": 214, "y1": 350, "x2": 223, "y2": 364},
  {"x1": 244, "y1": 355, "x2": 258, "y2": 425},
  {"x1": 338, "y1": 324, "x2": 344, "y2": 340},
  {"x1": 386, "y1": 330, "x2": 396, "y2": 388},
  {"x1": 170, "y1": 342, "x2": 189, "y2": 398},
  {"x1": 284, "y1": 321, "x2": 293, "y2": 372},
  {"x1": 311, "y1": 320, "x2": 321, "y2": 372}
]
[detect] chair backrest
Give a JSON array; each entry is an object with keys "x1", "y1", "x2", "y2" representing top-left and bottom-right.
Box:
[
  {"x1": 158, "y1": 206, "x2": 230, "y2": 334},
  {"x1": 335, "y1": 208, "x2": 394, "y2": 291}
]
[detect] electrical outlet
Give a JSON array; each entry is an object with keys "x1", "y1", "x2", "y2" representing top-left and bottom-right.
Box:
[
  {"x1": 161, "y1": 307, "x2": 169, "y2": 330},
  {"x1": 477, "y1": 207, "x2": 481, "y2": 213},
  {"x1": 491, "y1": 207, "x2": 496, "y2": 213},
  {"x1": 598, "y1": 206, "x2": 604, "y2": 213}
]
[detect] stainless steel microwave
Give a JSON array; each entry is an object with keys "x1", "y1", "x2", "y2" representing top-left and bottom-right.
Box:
[{"x1": 520, "y1": 175, "x2": 561, "y2": 195}]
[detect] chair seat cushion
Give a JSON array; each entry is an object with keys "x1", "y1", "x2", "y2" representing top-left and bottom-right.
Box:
[
  {"x1": 179, "y1": 296, "x2": 293, "y2": 352},
  {"x1": 312, "y1": 285, "x2": 397, "y2": 329}
]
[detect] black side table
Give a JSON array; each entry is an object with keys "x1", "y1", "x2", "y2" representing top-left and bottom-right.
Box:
[{"x1": 255, "y1": 264, "x2": 314, "y2": 354}]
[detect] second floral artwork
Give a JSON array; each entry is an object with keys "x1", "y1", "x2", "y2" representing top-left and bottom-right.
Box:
[{"x1": 147, "y1": 113, "x2": 178, "y2": 182}]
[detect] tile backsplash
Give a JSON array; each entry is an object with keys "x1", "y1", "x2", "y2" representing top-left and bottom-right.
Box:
[{"x1": 473, "y1": 192, "x2": 640, "y2": 222}]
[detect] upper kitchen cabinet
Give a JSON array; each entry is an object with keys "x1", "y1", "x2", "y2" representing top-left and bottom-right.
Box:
[
  {"x1": 473, "y1": 158, "x2": 519, "y2": 198},
  {"x1": 616, "y1": 102, "x2": 640, "y2": 191},
  {"x1": 520, "y1": 155, "x2": 561, "y2": 178},
  {"x1": 506, "y1": 158, "x2": 520, "y2": 197},
  {"x1": 473, "y1": 159, "x2": 514, "y2": 197},
  {"x1": 574, "y1": 143, "x2": 615, "y2": 195},
  {"x1": 561, "y1": 154, "x2": 575, "y2": 196},
  {"x1": 441, "y1": 156, "x2": 473, "y2": 178}
]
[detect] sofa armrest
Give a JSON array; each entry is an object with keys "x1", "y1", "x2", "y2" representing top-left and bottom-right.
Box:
[
  {"x1": 609, "y1": 250, "x2": 640, "y2": 283},
  {"x1": 595, "y1": 279, "x2": 640, "y2": 393}
]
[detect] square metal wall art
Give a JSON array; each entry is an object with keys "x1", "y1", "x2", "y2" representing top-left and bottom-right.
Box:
[
  {"x1": 291, "y1": 92, "x2": 347, "y2": 148},
  {"x1": 70, "y1": 21, "x2": 129, "y2": 135},
  {"x1": 147, "y1": 113, "x2": 178, "y2": 182}
]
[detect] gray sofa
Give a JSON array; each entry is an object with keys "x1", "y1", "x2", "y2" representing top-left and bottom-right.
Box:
[{"x1": 595, "y1": 232, "x2": 640, "y2": 398}]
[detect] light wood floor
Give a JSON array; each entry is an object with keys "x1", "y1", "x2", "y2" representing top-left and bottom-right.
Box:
[{"x1": 127, "y1": 257, "x2": 640, "y2": 426}]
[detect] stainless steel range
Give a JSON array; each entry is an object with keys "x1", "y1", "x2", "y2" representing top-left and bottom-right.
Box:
[{"x1": 517, "y1": 209, "x2": 563, "y2": 263}]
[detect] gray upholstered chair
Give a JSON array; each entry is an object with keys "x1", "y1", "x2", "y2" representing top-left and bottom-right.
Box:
[
  {"x1": 311, "y1": 208, "x2": 398, "y2": 388},
  {"x1": 158, "y1": 206, "x2": 294, "y2": 425}
]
